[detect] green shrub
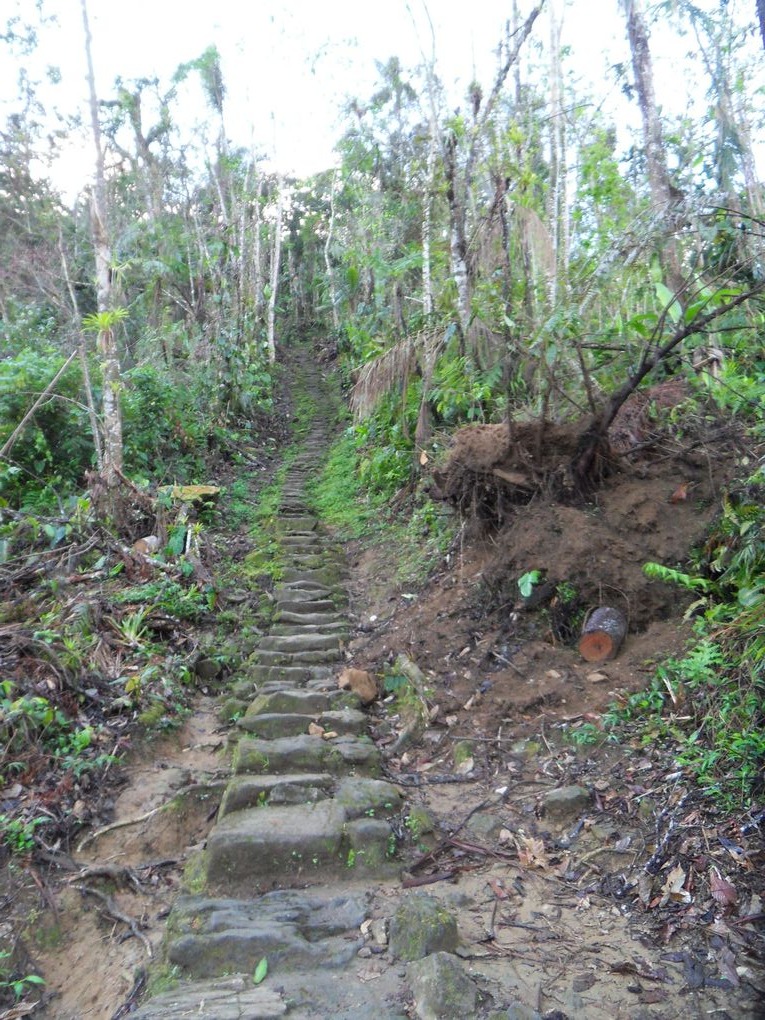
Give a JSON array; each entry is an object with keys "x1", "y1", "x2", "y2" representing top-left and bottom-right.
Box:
[{"x1": 0, "y1": 347, "x2": 92, "y2": 509}]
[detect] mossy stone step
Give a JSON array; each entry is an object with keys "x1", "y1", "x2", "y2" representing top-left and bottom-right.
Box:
[
  {"x1": 253, "y1": 648, "x2": 343, "y2": 666},
  {"x1": 205, "y1": 800, "x2": 393, "y2": 890},
  {"x1": 270, "y1": 622, "x2": 347, "y2": 636},
  {"x1": 219, "y1": 773, "x2": 335, "y2": 815},
  {"x1": 246, "y1": 660, "x2": 334, "y2": 685},
  {"x1": 258, "y1": 632, "x2": 341, "y2": 653},
  {"x1": 165, "y1": 889, "x2": 367, "y2": 977},
  {"x1": 281, "y1": 568, "x2": 345, "y2": 587},
  {"x1": 276, "y1": 516, "x2": 318, "y2": 531},
  {"x1": 237, "y1": 707, "x2": 366, "y2": 739},
  {"x1": 275, "y1": 611, "x2": 343, "y2": 626},
  {"x1": 245, "y1": 688, "x2": 357, "y2": 717},
  {"x1": 272, "y1": 597, "x2": 338, "y2": 613},
  {"x1": 236, "y1": 713, "x2": 318, "y2": 739},
  {"x1": 204, "y1": 800, "x2": 347, "y2": 888},
  {"x1": 276, "y1": 579, "x2": 335, "y2": 594},
  {"x1": 233, "y1": 734, "x2": 380, "y2": 777}
]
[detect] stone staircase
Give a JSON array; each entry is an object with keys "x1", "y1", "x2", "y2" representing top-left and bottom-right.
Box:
[{"x1": 133, "y1": 383, "x2": 410, "y2": 1019}]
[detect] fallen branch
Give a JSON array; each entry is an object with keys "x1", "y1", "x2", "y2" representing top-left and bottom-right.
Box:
[
  {"x1": 66, "y1": 863, "x2": 142, "y2": 891},
  {"x1": 76, "y1": 804, "x2": 163, "y2": 852}
]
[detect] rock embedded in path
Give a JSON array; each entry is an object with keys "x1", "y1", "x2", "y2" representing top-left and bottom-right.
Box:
[
  {"x1": 388, "y1": 894, "x2": 459, "y2": 961},
  {"x1": 543, "y1": 784, "x2": 592, "y2": 821},
  {"x1": 407, "y1": 951, "x2": 478, "y2": 1020}
]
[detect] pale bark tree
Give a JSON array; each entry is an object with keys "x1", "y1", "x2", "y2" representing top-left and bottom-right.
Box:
[
  {"x1": 438, "y1": 3, "x2": 542, "y2": 340},
  {"x1": 621, "y1": 0, "x2": 685, "y2": 297},
  {"x1": 266, "y1": 176, "x2": 284, "y2": 365},
  {"x1": 81, "y1": 0, "x2": 123, "y2": 483},
  {"x1": 547, "y1": 0, "x2": 569, "y2": 304},
  {"x1": 324, "y1": 171, "x2": 340, "y2": 331}
]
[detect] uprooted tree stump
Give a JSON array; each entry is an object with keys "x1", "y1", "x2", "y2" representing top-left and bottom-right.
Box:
[{"x1": 578, "y1": 606, "x2": 628, "y2": 662}]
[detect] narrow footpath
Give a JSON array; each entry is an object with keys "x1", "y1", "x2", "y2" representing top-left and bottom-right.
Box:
[{"x1": 132, "y1": 373, "x2": 416, "y2": 1019}]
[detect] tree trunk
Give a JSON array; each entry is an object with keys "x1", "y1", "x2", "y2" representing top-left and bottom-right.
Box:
[
  {"x1": 422, "y1": 132, "x2": 436, "y2": 319},
  {"x1": 266, "y1": 176, "x2": 284, "y2": 365},
  {"x1": 622, "y1": 0, "x2": 685, "y2": 298},
  {"x1": 442, "y1": 4, "x2": 543, "y2": 343},
  {"x1": 547, "y1": 0, "x2": 569, "y2": 305},
  {"x1": 579, "y1": 607, "x2": 627, "y2": 662},
  {"x1": 324, "y1": 171, "x2": 340, "y2": 331},
  {"x1": 81, "y1": 0, "x2": 123, "y2": 481}
]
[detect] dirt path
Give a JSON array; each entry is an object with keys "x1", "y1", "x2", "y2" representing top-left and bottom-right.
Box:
[{"x1": 28, "y1": 360, "x2": 764, "y2": 1019}]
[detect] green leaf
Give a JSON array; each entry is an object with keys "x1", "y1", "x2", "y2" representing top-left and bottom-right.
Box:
[
  {"x1": 655, "y1": 283, "x2": 681, "y2": 324},
  {"x1": 253, "y1": 957, "x2": 268, "y2": 985},
  {"x1": 518, "y1": 570, "x2": 542, "y2": 598}
]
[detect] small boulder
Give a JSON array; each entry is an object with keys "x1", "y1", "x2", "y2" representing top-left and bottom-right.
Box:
[
  {"x1": 543, "y1": 784, "x2": 591, "y2": 822},
  {"x1": 388, "y1": 894, "x2": 458, "y2": 962},
  {"x1": 338, "y1": 667, "x2": 378, "y2": 705},
  {"x1": 407, "y1": 951, "x2": 477, "y2": 1020}
]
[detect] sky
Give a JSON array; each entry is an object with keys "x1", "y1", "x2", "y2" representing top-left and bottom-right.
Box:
[
  {"x1": 2, "y1": 0, "x2": 761, "y2": 197},
  {"x1": 3, "y1": 1, "x2": 625, "y2": 185}
]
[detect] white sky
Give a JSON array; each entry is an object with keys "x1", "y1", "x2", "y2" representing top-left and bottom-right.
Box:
[{"x1": 2, "y1": 0, "x2": 761, "y2": 196}]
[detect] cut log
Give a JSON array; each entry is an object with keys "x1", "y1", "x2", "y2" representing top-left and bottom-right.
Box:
[{"x1": 578, "y1": 606, "x2": 627, "y2": 662}]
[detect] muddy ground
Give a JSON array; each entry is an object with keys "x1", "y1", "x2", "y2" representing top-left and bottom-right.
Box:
[{"x1": 4, "y1": 394, "x2": 764, "y2": 1018}]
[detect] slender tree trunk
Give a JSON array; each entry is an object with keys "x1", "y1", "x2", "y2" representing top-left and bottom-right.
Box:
[
  {"x1": 443, "y1": 3, "x2": 543, "y2": 342},
  {"x1": 81, "y1": 0, "x2": 123, "y2": 481},
  {"x1": 547, "y1": 0, "x2": 569, "y2": 305},
  {"x1": 324, "y1": 171, "x2": 340, "y2": 330},
  {"x1": 252, "y1": 175, "x2": 264, "y2": 320},
  {"x1": 59, "y1": 225, "x2": 104, "y2": 470},
  {"x1": 266, "y1": 176, "x2": 284, "y2": 364},
  {"x1": 622, "y1": 0, "x2": 685, "y2": 298},
  {"x1": 422, "y1": 133, "x2": 436, "y2": 319}
]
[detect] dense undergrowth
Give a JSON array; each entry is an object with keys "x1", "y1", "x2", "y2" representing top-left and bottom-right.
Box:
[
  {"x1": 596, "y1": 472, "x2": 765, "y2": 811},
  {"x1": 0, "y1": 353, "x2": 284, "y2": 871}
]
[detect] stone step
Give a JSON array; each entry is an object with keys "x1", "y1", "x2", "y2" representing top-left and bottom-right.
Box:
[
  {"x1": 244, "y1": 688, "x2": 357, "y2": 718},
  {"x1": 247, "y1": 664, "x2": 333, "y2": 685},
  {"x1": 253, "y1": 648, "x2": 343, "y2": 666},
  {"x1": 131, "y1": 976, "x2": 287, "y2": 1018},
  {"x1": 164, "y1": 889, "x2": 368, "y2": 978},
  {"x1": 279, "y1": 543, "x2": 325, "y2": 555},
  {"x1": 219, "y1": 773, "x2": 335, "y2": 815},
  {"x1": 275, "y1": 611, "x2": 344, "y2": 626},
  {"x1": 237, "y1": 707, "x2": 367, "y2": 739},
  {"x1": 205, "y1": 800, "x2": 393, "y2": 890},
  {"x1": 236, "y1": 713, "x2": 318, "y2": 739},
  {"x1": 281, "y1": 568, "x2": 344, "y2": 586},
  {"x1": 275, "y1": 580, "x2": 335, "y2": 596},
  {"x1": 270, "y1": 621, "x2": 347, "y2": 636},
  {"x1": 276, "y1": 516, "x2": 318, "y2": 531},
  {"x1": 233, "y1": 733, "x2": 380, "y2": 777},
  {"x1": 259, "y1": 632, "x2": 341, "y2": 653},
  {"x1": 272, "y1": 597, "x2": 338, "y2": 613}
]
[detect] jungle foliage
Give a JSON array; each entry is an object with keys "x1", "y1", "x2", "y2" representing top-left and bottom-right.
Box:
[{"x1": 1, "y1": 0, "x2": 765, "y2": 845}]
